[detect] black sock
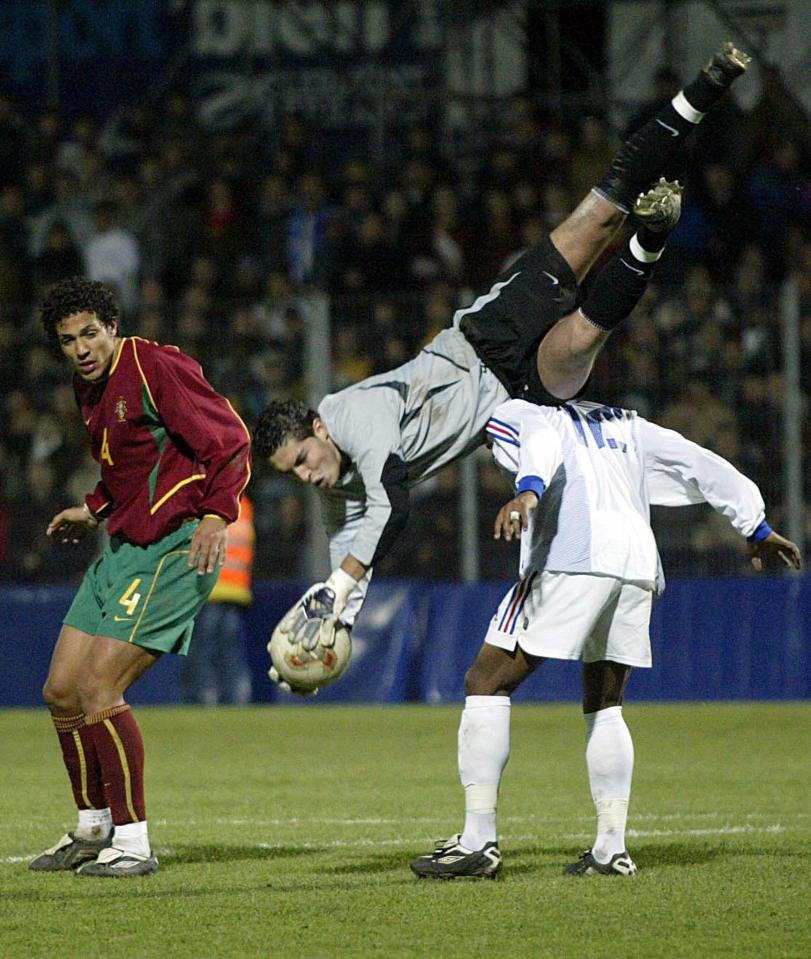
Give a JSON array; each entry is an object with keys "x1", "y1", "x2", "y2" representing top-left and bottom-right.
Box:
[
  {"x1": 635, "y1": 224, "x2": 668, "y2": 254},
  {"x1": 596, "y1": 103, "x2": 695, "y2": 212},
  {"x1": 579, "y1": 239, "x2": 656, "y2": 332},
  {"x1": 682, "y1": 72, "x2": 724, "y2": 113}
]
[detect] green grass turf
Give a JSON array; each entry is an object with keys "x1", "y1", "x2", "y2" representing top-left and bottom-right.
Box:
[{"x1": 1, "y1": 702, "x2": 809, "y2": 959}]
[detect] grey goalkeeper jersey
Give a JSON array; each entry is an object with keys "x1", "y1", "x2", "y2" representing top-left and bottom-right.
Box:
[{"x1": 317, "y1": 328, "x2": 508, "y2": 622}]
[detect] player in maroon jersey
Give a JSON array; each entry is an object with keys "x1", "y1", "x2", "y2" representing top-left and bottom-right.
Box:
[{"x1": 29, "y1": 277, "x2": 251, "y2": 877}]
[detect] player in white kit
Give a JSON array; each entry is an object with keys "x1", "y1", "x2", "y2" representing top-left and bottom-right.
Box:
[{"x1": 410, "y1": 398, "x2": 801, "y2": 879}]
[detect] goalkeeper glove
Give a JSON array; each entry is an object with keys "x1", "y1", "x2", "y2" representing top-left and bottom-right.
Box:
[{"x1": 293, "y1": 567, "x2": 357, "y2": 651}]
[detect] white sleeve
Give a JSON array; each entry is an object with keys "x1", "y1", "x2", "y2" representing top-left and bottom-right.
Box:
[
  {"x1": 487, "y1": 402, "x2": 562, "y2": 496},
  {"x1": 516, "y1": 417, "x2": 563, "y2": 498},
  {"x1": 638, "y1": 418, "x2": 766, "y2": 538}
]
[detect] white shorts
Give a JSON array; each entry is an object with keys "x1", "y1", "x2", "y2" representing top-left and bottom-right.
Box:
[{"x1": 484, "y1": 571, "x2": 653, "y2": 667}]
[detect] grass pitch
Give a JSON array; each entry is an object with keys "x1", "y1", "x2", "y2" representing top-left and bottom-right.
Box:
[{"x1": 1, "y1": 702, "x2": 809, "y2": 959}]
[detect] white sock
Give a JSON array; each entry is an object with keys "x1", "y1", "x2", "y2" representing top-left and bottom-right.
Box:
[
  {"x1": 585, "y1": 706, "x2": 634, "y2": 863},
  {"x1": 76, "y1": 807, "x2": 112, "y2": 839},
  {"x1": 458, "y1": 695, "x2": 511, "y2": 850},
  {"x1": 671, "y1": 91, "x2": 705, "y2": 124},
  {"x1": 112, "y1": 820, "x2": 150, "y2": 858}
]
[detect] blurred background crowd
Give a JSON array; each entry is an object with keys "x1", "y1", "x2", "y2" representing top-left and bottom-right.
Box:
[{"x1": 0, "y1": 55, "x2": 809, "y2": 585}]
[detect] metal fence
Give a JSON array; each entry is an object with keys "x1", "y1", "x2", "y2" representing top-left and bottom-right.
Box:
[
  {"x1": 0, "y1": 266, "x2": 806, "y2": 585},
  {"x1": 251, "y1": 269, "x2": 807, "y2": 585}
]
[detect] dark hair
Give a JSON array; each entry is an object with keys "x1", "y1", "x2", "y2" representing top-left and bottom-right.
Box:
[
  {"x1": 40, "y1": 276, "x2": 119, "y2": 342},
  {"x1": 253, "y1": 399, "x2": 317, "y2": 459}
]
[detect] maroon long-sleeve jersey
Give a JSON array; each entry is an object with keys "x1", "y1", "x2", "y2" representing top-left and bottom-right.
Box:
[{"x1": 76, "y1": 337, "x2": 251, "y2": 546}]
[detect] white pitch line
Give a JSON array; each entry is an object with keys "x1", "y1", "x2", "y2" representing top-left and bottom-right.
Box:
[
  {"x1": 1, "y1": 822, "x2": 790, "y2": 864},
  {"x1": 245, "y1": 823, "x2": 787, "y2": 851},
  {"x1": 147, "y1": 810, "x2": 807, "y2": 828}
]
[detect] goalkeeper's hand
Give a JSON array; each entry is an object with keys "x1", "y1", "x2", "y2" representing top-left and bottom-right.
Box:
[{"x1": 280, "y1": 568, "x2": 358, "y2": 651}]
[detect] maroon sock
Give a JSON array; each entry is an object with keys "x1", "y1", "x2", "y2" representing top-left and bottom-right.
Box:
[
  {"x1": 85, "y1": 704, "x2": 146, "y2": 825},
  {"x1": 52, "y1": 713, "x2": 107, "y2": 811}
]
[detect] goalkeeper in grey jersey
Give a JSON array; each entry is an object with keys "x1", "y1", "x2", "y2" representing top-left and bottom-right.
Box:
[{"x1": 253, "y1": 44, "x2": 751, "y2": 680}]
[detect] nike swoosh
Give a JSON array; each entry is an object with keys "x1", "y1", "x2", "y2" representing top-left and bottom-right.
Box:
[
  {"x1": 542, "y1": 271, "x2": 560, "y2": 285},
  {"x1": 656, "y1": 118, "x2": 679, "y2": 137},
  {"x1": 620, "y1": 258, "x2": 645, "y2": 276}
]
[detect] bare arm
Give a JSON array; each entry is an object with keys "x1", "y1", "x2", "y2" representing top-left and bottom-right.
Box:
[{"x1": 340, "y1": 554, "x2": 368, "y2": 581}]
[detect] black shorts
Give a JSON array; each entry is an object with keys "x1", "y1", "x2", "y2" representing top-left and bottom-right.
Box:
[{"x1": 459, "y1": 236, "x2": 582, "y2": 405}]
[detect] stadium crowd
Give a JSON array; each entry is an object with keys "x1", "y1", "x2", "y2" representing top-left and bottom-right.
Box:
[{"x1": 0, "y1": 68, "x2": 809, "y2": 584}]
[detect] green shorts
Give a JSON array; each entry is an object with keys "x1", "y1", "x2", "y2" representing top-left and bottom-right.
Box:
[{"x1": 63, "y1": 521, "x2": 218, "y2": 655}]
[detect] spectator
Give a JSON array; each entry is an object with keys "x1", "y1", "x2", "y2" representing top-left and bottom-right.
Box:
[
  {"x1": 286, "y1": 173, "x2": 332, "y2": 288},
  {"x1": 569, "y1": 116, "x2": 616, "y2": 206},
  {"x1": 29, "y1": 170, "x2": 94, "y2": 259},
  {"x1": 33, "y1": 220, "x2": 84, "y2": 294},
  {"x1": 255, "y1": 173, "x2": 290, "y2": 276},
  {"x1": 84, "y1": 201, "x2": 141, "y2": 316},
  {"x1": 0, "y1": 92, "x2": 28, "y2": 188},
  {"x1": 201, "y1": 177, "x2": 240, "y2": 268},
  {"x1": 747, "y1": 140, "x2": 805, "y2": 280},
  {"x1": 466, "y1": 189, "x2": 517, "y2": 287},
  {"x1": 334, "y1": 212, "x2": 405, "y2": 294},
  {"x1": 0, "y1": 184, "x2": 30, "y2": 305},
  {"x1": 56, "y1": 116, "x2": 97, "y2": 178},
  {"x1": 694, "y1": 163, "x2": 751, "y2": 283},
  {"x1": 29, "y1": 109, "x2": 61, "y2": 165}
]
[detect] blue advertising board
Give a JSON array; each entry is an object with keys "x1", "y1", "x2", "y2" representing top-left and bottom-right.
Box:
[{"x1": 1, "y1": 575, "x2": 809, "y2": 707}]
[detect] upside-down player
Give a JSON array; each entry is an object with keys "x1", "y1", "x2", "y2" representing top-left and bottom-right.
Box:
[
  {"x1": 410, "y1": 398, "x2": 801, "y2": 879},
  {"x1": 254, "y1": 44, "x2": 750, "y2": 677},
  {"x1": 30, "y1": 277, "x2": 251, "y2": 877}
]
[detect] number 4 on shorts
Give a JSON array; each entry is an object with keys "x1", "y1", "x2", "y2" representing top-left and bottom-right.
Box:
[{"x1": 118, "y1": 578, "x2": 142, "y2": 617}]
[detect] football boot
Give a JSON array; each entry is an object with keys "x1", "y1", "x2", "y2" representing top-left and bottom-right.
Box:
[
  {"x1": 76, "y1": 846, "x2": 159, "y2": 877},
  {"x1": 563, "y1": 849, "x2": 637, "y2": 876},
  {"x1": 28, "y1": 830, "x2": 113, "y2": 872},
  {"x1": 410, "y1": 834, "x2": 502, "y2": 880}
]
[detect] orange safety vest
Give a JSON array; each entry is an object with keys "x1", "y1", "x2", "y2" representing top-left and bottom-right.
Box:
[{"x1": 209, "y1": 496, "x2": 255, "y2": 606}]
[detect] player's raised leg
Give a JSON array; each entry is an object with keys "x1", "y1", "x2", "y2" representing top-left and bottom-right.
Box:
[
  {"x1": 538, "y1": 178, "x2": 682, "y2": 399},
  {"x1": 29, "y1": 626, "x2": 113, "y2": 871},
  {"x1": 565, "y1": 660, "x2": 637, "y2": 876},
  {"x1": 551, "y1": 42, "x2": 750, "y2": 283},
  {"x1": 410, "y1": 644, "x2": 540, "y2": 879},
  {"x1": 534, "y1": 43, "x2": 749, "y2": 399}
]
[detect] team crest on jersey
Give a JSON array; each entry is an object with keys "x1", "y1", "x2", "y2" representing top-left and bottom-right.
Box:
[{"x1": 115, "y1": 396, "x2": 128, "y2": 423}]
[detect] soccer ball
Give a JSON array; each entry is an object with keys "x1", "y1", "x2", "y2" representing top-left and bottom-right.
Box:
[{"x1": 268, "y1": 624, "x2": 352, "y2": 693}]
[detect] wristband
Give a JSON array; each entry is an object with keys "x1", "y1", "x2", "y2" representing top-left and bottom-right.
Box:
[
  {"x1": 516, "y1": 475, "x2": 546, "y2": 500},
  {"x1": 746, "y1": 520, "x2": 772, "y2": 544}
]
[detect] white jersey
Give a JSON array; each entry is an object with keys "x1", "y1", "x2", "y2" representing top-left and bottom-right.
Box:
[
  {"x1": 317, "y1": 328, "x2": 508, "y2": 621},
  {"x1": 487, "y1": 399, "x2": 767, "y2": 593}
]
